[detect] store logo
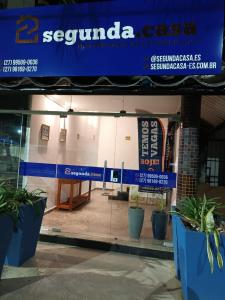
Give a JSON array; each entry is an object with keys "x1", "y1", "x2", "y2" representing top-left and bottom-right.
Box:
[
  {"x1": 16, "y1": 15, "x2": 39, "y2": 44},
  {"x1": 15, "y1": 15, "x2": 196, "y2": 46},
  {"x1": 65, "y1": 168, "x2": 71, "y2": 175},
  {"x1": 42, "y1": 21, "x2": 135, "y2": 46}
]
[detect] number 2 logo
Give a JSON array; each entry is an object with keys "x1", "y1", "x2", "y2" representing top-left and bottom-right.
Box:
[{"x1": 16, "y1": 16, "x2": 39, "y2": 44}]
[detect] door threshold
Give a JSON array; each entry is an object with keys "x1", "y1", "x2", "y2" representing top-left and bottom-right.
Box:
[{"x1": 39, "y1": 232, "x2": 173, "y2": 260}]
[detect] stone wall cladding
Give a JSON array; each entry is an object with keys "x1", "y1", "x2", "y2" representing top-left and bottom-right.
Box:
[{"x1": 177, "y1": 126, "x2": 199, "y2": 200}]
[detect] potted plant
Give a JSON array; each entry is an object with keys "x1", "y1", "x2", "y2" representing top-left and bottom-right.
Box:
[
  {"x1": 0, "y1": 183, "x2": 19, "y2": 278},
  {"x1": 151, "y1": 195, "x2": 168, "y2": 240},
  {"x1": 0, "y1": 183, "x2": 47, "y2": 266},
  {"x1": 172, "y1": 195, "x2": 225, "y2": 300},
  {"x1": 128, "y1": 187, "x2": 144, "y2": 239}
]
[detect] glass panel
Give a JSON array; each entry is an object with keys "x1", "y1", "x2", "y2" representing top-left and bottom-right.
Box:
[
  {"x1": 110, "y1": 117, "x2": 173, "y2": 245},
  {"x1": 21, "y1": 103, "x2": 116, "y2": 241},
  {"x1": 54, "y1": 114, "x2": 114, "y2": 240},
  {"x1": 24, "y1": 112, "x2": 59, "y2": 211},
  {"x1": 110, "y1": 117, "x2": 137, "y2": 242},
  {"x1": 0, "y1": 113, "x2": 25, "y2": 187},
  {"x1": 3, "y1": 94, "x2": 180, "y2": 249}
]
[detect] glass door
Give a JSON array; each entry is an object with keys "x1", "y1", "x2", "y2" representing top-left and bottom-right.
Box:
[
  {"x1": 1, "y1": 94, "x2": 178, "y2": 247},
  {"x1": 0, "y1": 113, "x2": 26, "y2": 188}
]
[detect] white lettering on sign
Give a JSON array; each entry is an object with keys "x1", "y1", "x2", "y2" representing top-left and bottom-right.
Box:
[
  {"x1": 42, "y1": 22, "x2": 135, "y2": 46},
  {"x1": 150, "y1": 121, "x2": 158, "y2": 158},
  {"x1": 141, "y1": 120, "x2": 149, "y2": 157},
  {"x1": 141, "y1": 120, "x2": 160, "y2": 158}
]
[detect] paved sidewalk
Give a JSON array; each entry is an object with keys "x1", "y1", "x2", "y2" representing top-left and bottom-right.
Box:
[{"x1": 0, "y1": 242, "x2": 183, "y2": 300}]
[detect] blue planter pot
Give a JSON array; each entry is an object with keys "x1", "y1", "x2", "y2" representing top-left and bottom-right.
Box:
[
  {"x1": 0, "y1": 214, "x2": 13, "y2": 278},
  {"x1": 152, "y1": 211, "x2": 168, "y2": 240},
  {"x1": 174, "y1": 216, "x2": 225, "y2": 300},
  {"x1": 5, "y1": 197, "x2": 47, "y2": 266},
  {"x1": 128, "y1": 207, "x2": 144, "y2": 239},
  {"x1": 172, "y1": 215, "x2": 181, "y2": 280}
]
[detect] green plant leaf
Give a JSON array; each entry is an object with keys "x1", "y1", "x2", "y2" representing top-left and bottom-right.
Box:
[
  {"x1": 213, "y1": 229, "x2": 224, "y2": 269},
  {"x1": 205, "y1": 207, "x2": 215, "y2": 233},
  {"x1": 206, "y1": 233, "x2": 214, "y2": 274},
  {"x1": 200, "y1": 194, "x2": 207, "y2": 231},
  {"x1": 214, "y1": 229, "x2": 220, "y2": 249},
  {"x1": 173, "y1": 194, "x2": 225, "y2": 273},
  {"x1": 171, "y1": 211, "x2": 200, "y2": 227},
  {"x1": 217, "y1": 252, "x2": 224, "y2": 269},
  {"x1": 0, "y1": 182, "x2": 46, "y2": 220}
]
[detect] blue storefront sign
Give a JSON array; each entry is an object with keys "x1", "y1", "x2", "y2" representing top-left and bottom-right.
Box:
[
  {"x1": 19, "y1": 162, "x2": 57, "y2": 178},
  {"x1": 0, "y1": 0, "x2": 223, "y2": 77},
  {"x1": 19, "y1": 162, "x2": 177, "y2": 188},
  {"x1": 57, "y1": 165, "x2": 104, "y2": 182},
  {"x1": 123, "y1": 169, "x2": 176, "y2": 188}
]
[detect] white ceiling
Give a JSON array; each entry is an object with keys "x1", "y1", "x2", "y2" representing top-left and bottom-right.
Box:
[
  {"x1": 45, "y1": 94, "x2": 225, "y2": 128},
  {"x1": 46, "y1": 95, "x2": 181, "y2": 115}
]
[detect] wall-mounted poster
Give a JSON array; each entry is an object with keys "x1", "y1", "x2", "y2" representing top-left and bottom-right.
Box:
[
  {"x1": 40, "y1": 124, "x2": 50, "y2": 141},
  {"x1": 59, "y1": 129, "x2": 67, "y2": 142}
]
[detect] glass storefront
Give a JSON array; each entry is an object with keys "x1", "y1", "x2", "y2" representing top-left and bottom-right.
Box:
[{"x1": 0, "y1": 95, "x2": 181, "y2": 249}]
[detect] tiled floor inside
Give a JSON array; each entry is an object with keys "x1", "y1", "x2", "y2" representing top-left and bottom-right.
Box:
[
  {"x1": 42, "y1": 189, "x2": 172, "y2": 251},
  {"x1": 0, "y1": 242, "x2": 182, "y2": 300}
]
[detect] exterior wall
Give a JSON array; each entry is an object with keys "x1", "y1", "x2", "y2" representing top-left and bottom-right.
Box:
[
  {"x1": 97, "y1": 117, "x2": 139, "y2": 169},
  {"x1": 177, "y1": 95, "x2": 201, "y2": 201}
]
